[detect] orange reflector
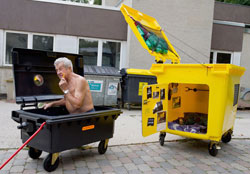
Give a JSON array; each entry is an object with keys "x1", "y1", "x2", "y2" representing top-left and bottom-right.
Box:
[{"x1": 82, "y1": 125, "x2": 95, "y2": 131}]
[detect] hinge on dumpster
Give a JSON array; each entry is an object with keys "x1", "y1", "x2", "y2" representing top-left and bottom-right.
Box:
[{"x1": 20, "y1": 97, "x2": 39, "y2": 110}]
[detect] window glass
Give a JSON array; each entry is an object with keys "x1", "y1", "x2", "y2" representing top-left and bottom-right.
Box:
[
  {"x1": 209, "y1": 52, "x2": 213, "y2": 63},
  {"x1": 62, "y1": 0, "x2": 102, "y2": 5},
  {"x1": 6, "y1": 32, "x2": 28, "y2": 64},
  {"x1": 33, "y1": 35, "x2": 53, "y2": 51},
  {"x1": 245, "y1": 25, "x2": 250, "y2": 33},
  {"x1": 102, "y1": 41, "x2": 121, "y2": 69},
  {"x1": 216, "y1": 53, "x2": 231, "y2": 64},
  {"x1": 79, "y1": 39, "x2": 98, "y2": 65}
]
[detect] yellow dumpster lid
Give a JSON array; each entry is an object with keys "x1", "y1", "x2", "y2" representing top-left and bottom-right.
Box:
[
  {"x1": 120, "y1": 4, "x2": 180, "y2": 64},
  {"x1": 126, "y1": 68, "x2": 156, "y2": 76}
]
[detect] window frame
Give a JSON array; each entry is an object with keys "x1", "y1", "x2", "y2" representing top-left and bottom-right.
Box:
[
  {"x1": 3, "y1": 30, "x2": 29, "y2": 66},
  {"x1": 78, "y1": 37, "x2": 99, "y2": 66},
  {"x1": 78, "y1": 36, "x2": 122, "y2": 68},
  {"x1": 3, "y1": 30, "x2": 55, "y2": 66},
  {"x1": 101, "y1": 39, "x2": 121, "y2": 68},
  {"x1": 210, "y1": 50, "x2": 233, "y2": 64},
  {"x1": 32, "y1": 0, "x2": 119, "y2": 10},
  {"x1": 32, "y1": 33, "x2": 55, "y2": 52}
]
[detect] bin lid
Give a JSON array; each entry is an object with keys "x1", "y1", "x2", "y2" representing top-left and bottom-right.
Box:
[
  {"x1": 84, "y1": 65, "x2": 121, "y2": 77},
  {"x1": 120, "y1": 4, "x2": 180, "y2": 64},
  {"x1": 12, "y1": 48, "x2": 84, "y2": 104},
  {"x1": 120, "y1": 68, "x2": 156, "y2": 76}
]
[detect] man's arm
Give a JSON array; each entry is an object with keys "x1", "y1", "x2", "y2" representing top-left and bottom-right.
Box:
[
  {"x1": 44, "y1": 98, "x2": 65, "y2": 110},
  {"x1": 64, "y1": 78, "x2": 86, "y2": 110}
]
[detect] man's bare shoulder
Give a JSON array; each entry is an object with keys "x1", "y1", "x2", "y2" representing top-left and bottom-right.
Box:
[{"x1": 74, "y1": 74, "x2": 87, "y2": 84}]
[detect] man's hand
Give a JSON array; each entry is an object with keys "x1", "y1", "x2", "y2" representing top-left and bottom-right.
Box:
[
  {"x1": 43, "y1": 103, "x2": 53, "y2": 110},
  {"x1": 59, "y1": 78, "x2": 68, "y2": 92}
]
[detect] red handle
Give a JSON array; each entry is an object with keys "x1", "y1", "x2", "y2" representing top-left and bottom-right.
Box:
[{"x1": 0, "y1": 122, "x2": 46, "y2": 170}]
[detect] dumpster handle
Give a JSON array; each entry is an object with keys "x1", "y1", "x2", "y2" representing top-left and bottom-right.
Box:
[{"x1": 0, "y1": 122, "x2": 46, "y2": 170}]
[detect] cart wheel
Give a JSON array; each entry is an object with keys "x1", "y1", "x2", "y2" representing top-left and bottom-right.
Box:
[
  {"x1": 28, "y1": 147, "x2": 42, "y2": 159},
  {"x1": 43, "y1": 154, "x2": 59, "y2": 172},
  {"x1": 159, "y1": 133, "x2": 166, "y2": 146},
  {"x1": 127, "y1": 104, "x2": 131, "y2": 110},
  {"x1": 117, "y1": 99, "x2": 122, "y2": 109},
  {"x1": 98, "y1": 140, "x2": 108, "y2": 154},
  {"x1": 222, "y1": 132, "x2": 232, "y2": 143},
  {"x1": 208, "y1": 142, "x2": 218, "y2": 157}
]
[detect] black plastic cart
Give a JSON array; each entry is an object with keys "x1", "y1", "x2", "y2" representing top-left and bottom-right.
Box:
[
  {"x1": 120, "y1": 68, "x2": 157, "y2": 110},
  {"x1": 11, "y1": 48, "x2": 122, "y2": 172}
]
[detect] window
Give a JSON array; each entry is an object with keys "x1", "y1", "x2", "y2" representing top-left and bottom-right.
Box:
[
  {"x1": 102, "y1": 41, "x2": 120, "y2": 69},
  {"x1": 5, "y1": 32, "x2": 28, "y2": 64},
  {"x1": 78, "y1": 38, "x2": 122, "y2": 68},
  {"x1": 210, "y1": 51, "x2": 232, "y2": 64},
  {"x1": 61, "y1": 0, "x2": 102, "y2": 5},
  {"x1": 33, "y1": 35, "x2": 53, "y2": 51},
  {"x1": 4, "y1": 31, "x2": 55, "y2": 65},
  {"x1": 216, "y1": 53, "x2": 231, "y2": 63},
  {"x1": 209, "y1": 52, "x2": 213, "y2": 63},
  {"x1": 79, "y1": 39, "x2": 98, "y2": 65},
  {"x1": 245, "y1": 24, "x2": 250, "y2": 33}
]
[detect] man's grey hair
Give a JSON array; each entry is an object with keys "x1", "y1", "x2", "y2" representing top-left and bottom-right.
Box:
[{"x1": 54, "y1": 57, "x2": 73, "y2": 70}]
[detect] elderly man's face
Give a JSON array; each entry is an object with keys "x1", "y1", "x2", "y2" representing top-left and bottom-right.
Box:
[{"x1": 55, "y1": 62, "x2": 71, "y2": 79}]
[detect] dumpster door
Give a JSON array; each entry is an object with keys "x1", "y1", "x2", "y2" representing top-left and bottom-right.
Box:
[{"x1": 142, "y1": 84, "x2": 168, "y2": 137}]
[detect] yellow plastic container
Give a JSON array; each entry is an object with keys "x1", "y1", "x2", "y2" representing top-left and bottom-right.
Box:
[
  {"x1": 121, "y1": 4, "x2": 245, "y2": 156},
  {"x1": 142, "y1": 64, "x2": 244, "y2": 140},
  {"x1": 125, "y1": 68, "x2": 155, "y2": 76},
  {"x1": 120, "y1": 4, "x2": 180, "y2": 64}
]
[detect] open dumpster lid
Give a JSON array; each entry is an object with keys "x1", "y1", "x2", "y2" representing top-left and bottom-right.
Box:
[
  {"x1": 12, "y1": 48, "x2": 84, "y2": 104},
  {"x1": 120, "y1": 4, "x2": 180, "y2": 64}
]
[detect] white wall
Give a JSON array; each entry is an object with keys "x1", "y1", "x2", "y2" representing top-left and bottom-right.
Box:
[
  {"x1": 241, "y1": 32, "x2": 250, "y2": 88},
  {"x1": 0, "y1": 29, "x2": 4, "y2": 66},
  {"x1": 105, "y1": 0, "x2": 132, "y2": 7},
  {"x1": 127, "y1": 0, "x2": 215, "y2": 69},
  {"x1": 232, "y1": 52, "x2": 241, "y2": 66},
  {"x1": 54, "y1": 35, "x2": 78, "y2": 54}
]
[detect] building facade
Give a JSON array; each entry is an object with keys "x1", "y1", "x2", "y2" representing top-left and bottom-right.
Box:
[
  {"x1": 211, "y1": 2, "x2": 250, "y2": 88},
  {"x1": 0, "y1": 0, "x2": 249, "y2": 98}
]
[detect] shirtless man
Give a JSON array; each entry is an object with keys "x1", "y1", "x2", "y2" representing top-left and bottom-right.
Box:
[{"x1": 44, "y1": 57, "x2": 94, "y2": 114}]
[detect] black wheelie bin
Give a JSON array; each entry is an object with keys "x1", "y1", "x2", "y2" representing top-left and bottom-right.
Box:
[
  {"x1": 11, "y1": 48, "x2": 122, "y2": 172},
  {"x1": 120, "y1": 68, "x2": 157, "y2": 110}
]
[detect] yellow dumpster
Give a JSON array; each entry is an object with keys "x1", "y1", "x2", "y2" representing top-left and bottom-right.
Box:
[{"x1": 121, "y1": 4, "x2": 245, "y2": 156}]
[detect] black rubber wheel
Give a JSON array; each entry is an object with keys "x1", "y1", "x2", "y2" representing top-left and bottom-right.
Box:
[
  {"x1": 28, "y1": 147, "x2": 42, "y2": 159},
  {"x1": 208, "y1": 143, "x2": 218, "y2": 157},
  {"x1": 159, "y1": 133, "x2": 166, "y2": 146},
  {"x1": 117, "y1": 99, "x2": 122, "y2": 109},
  {"x1": 222, "y1": 132, "x2": 232, "y2": 143},
  {"x1": 98, "y1": 140, "x2": 108, "y2": 154},
  {"x1": 127, "y1": 104, "x2": 131, "y2": 110},
  {"x1": 43, "y1": 154, "x2": 59, "y2": 172}
]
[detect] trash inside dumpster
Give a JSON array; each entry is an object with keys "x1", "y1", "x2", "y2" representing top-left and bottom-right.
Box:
[
  {"x1": 11, "y1": 48, "x2": 122, "y2": 172},
  {"x1": 121, "y1": 4, "x2": 245, "y2": 156},
  {"x1": 120, "y1": 68, "x2": 157, "y2": 110}
]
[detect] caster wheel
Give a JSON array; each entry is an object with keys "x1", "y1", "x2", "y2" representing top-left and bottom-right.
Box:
[
  {"x1": 43, "y1": 154, "x2": 59, "y2": 172},
  {"x1": 28, "y1": 147, "x2": 42, "y2": 159},
  {"x1": 159, "y1": 133, "x2": 166, "y2": 146},
  {"x1": 98, "y1": 140, "x2": 108, "y2": 154},
  {"x1": 208, "y1": 143, "x2": 218, "y2": 157},
  {"x1": 222, "y1": 132, "x2": 232, "y2": 143},
  {"x1": 127, "y1": 104, "x2": 131, "y2": 110}
]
